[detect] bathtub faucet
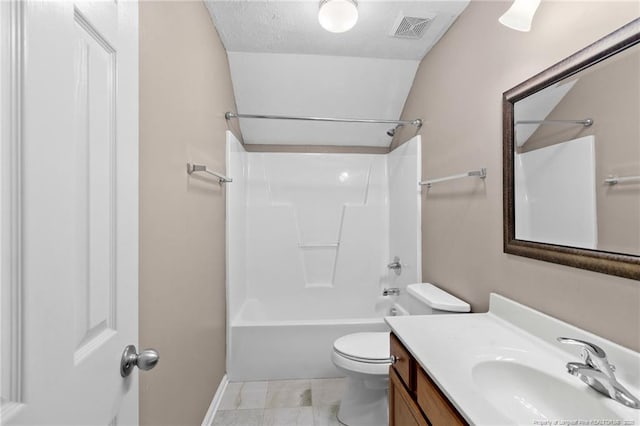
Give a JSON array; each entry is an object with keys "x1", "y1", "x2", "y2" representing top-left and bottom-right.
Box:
[
  {"x1": 387, "y1": 256, "x2": 402, "y2": 276},
  {"x1": 382, "y1": 288, "x2": 400, "y2": 296}
]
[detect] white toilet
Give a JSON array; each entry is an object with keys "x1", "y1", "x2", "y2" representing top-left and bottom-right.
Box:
[{"x1": 331, "y1": 283, "x2": 470, "y2": 426}]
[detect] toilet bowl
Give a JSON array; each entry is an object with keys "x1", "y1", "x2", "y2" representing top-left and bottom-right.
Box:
[
  {"x1": 332, "y1": 332, "x2": 391, "y2": 426},
  {"x1": 331, "y1": 283, "x2": 470, "y2": 426}
]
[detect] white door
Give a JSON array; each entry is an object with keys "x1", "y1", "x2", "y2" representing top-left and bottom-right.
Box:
[{"x1": 1, "y1": 0, "x2": 141, "y2": 424}]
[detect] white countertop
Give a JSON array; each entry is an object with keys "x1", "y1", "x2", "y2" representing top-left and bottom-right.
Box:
[{"x1": 385, "y1": 294, "x2": 640, "y2": 426}]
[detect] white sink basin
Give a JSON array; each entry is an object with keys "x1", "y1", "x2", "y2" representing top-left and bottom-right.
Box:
[
  {"x1": 386, "y1": 294, "x2": 640, "y2": 425},
  {"x1": 472, "y1": 360, "x2": 620, "y2": 422}
]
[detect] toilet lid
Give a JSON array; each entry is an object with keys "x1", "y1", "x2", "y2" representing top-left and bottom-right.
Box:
[{"x1": 333, "y1": 332, "x2": 390, "y2": 362}]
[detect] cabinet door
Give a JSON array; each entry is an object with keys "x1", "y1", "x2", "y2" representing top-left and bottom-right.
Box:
[
  {"x1": 416, "y1": 367, "x2": 467, "y2": 426},
  {"x1": 390, "y1": 368, "x2": 428, "y2": 426}
]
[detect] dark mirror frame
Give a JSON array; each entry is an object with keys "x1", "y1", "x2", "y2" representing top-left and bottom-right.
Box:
[{"x1": 503, "y1": 18, "x2": 640, "y2": 281}]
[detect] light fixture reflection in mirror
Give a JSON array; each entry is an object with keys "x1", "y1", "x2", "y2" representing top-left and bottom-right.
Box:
[
  {"x1": 318, "y1": 0, "x2": 358, "y2": 33},
  {"x1": 499, "y1": 0, "x2": 541, "y2": 32}
]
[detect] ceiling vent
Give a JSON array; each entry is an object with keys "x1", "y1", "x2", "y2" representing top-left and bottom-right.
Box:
[{"x1": 390, "y1": 14, "x2": 434, "y2": 39}]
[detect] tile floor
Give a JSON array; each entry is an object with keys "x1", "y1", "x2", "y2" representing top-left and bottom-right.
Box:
[{"x1": 211, "y1": 378, "x2": 346, "y2": 426}]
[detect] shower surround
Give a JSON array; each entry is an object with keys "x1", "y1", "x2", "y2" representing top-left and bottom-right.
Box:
[{"x1": 226, "y1": 132, "x2": 421, "y2": 380}]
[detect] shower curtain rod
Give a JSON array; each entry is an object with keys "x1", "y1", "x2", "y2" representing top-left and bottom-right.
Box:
[{"x1": 225, "y1": 112, "x2": 423, "y2": 128}]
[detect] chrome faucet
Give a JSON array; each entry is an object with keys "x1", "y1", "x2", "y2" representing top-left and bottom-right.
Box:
[
  {"x1": 558, "y1": 337, "x2": 640, "y2": 409},
  {"x1": 387, "y1": 256, "x2": 402, "y2": 276},
  {"x1": 382, "y1": 288, "x2": 400, "y2": 296}
]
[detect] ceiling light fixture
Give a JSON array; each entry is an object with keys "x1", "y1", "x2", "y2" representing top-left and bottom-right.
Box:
[
  {"x1": 499, "y1": 0, "x2": 541, "y2": 32},
  {"x1": 318, "y1": 0, "x2": 358, "y2": 33}
]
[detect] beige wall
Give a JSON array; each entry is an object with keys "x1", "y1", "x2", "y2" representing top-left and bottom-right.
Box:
[
  {"x1": 398, "y1": 1, "x2": 640, "y2": 351},
  {"x1": 139, "y1": 2, "x2": 236, "y2": 424}
]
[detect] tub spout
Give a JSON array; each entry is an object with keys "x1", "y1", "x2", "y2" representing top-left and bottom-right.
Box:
[{"x1": 382, "y1": 288, "x2": 400, "y2": 296}]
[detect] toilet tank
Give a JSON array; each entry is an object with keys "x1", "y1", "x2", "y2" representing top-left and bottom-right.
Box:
[{"x1": 407, "y1": 283, "x2": 470, "y2": 315}]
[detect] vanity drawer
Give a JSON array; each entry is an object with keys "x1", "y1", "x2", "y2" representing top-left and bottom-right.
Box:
[
  {"x1": 390, "y1": 333, "x2": 414, "y2": 391},
  {"x1": 416, "y1": 367, "x2": 467, "y2": 426}
]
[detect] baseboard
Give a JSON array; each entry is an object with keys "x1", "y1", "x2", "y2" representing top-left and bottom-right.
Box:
[{"x1": 201, "y1": 373, "x2": 229, "y2": 426}]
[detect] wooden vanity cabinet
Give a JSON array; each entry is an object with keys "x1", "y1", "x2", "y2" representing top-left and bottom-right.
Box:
[
  {"x1": 390, "y1": 330, "x2": 414, "y2": 391},
  {"x1": 389, "y1": 333, "x2": 468, "y2": 426},
  {"x1": 390, "y1": 368, "x2": 428, "y2": 426}
]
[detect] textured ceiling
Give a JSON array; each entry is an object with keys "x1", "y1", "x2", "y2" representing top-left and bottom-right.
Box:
[
  {"x1": 206, "y1": 1, "x2": 469, "y2": 60},
  {"x1": 205, "y1": 0, "x2": 470, "y2": 146}
]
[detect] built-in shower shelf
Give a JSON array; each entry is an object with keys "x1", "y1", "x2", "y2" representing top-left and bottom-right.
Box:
[{"x1": 298, "y1": 243, "x2": 340, "y2": 248}]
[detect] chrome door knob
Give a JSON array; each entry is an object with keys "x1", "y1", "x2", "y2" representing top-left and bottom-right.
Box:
[{"x1": 120, "y1": 345, "x2": 159, "y2": 377}]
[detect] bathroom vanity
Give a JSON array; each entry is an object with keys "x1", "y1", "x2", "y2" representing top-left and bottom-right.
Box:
[
  {"x1": 386, "y1": 294, "x2": 640, "y2": 425},
  {"x1": 389, "y1": 333, "x2": 466, "y2": 426}
]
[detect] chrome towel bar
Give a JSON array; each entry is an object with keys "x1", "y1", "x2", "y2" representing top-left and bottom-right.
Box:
[
  {"x1": 420, "y1": 168, "x2": 487, "y2": 188},
  {"x1": 604, "y1": 175, "x2": 640, "y2": 185},
  {"x1": 516, "y1": 118, "x2": 593, "y2": 127},
  {"x1": 186, "y1": 163, "x2": 232, "y2": 183}
]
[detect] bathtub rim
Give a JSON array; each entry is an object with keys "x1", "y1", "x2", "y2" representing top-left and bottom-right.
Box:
[{"x1": 231, "y1": 301, "x2": 409, "y2": 327}]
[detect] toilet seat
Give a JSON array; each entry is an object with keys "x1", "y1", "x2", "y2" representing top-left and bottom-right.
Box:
[{"x1": 332, "y1": 332, "x2": 391, "y2": 375}]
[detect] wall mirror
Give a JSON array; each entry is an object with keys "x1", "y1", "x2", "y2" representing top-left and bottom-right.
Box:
[{"x1": 503, "y1": 18, "x2": 640, "y2": 281}]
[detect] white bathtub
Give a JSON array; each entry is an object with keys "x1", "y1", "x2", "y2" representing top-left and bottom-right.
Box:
[{"x1": 227, "y1": 299, "x2": 407, "y2": 382}]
